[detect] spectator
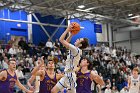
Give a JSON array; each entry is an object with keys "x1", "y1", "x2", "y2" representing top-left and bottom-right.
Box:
[
  {"x1": 18, "y1": 37, "x2": 28, "y2": 50},
  {"x1": 54, "y1": 39, "x2": 60, "y2": 48},
  {"x1": 0, "y1": 45, "x2": 3, "y2": 53},
  {"x1": 8, "y1": 45, "x2": 16, "y2": 55},
  {"x1": 111, "y1": 86, "x2": 119, "y2": 93},
  {"x1": 45, "y1": 39, "x2": 53, "y2": 48},
  {"x1": 120, "y1": 86, "x2": 128, "y2": 93},
  {"x1": 104, "y1": 85, "x2": 111, "y2": 93},
  {"x1": 15, "y1": 65, "x2": 26, "y2": 84},
  {"x1": 111, "y1": 78, "x2": 117, "y2": 88},
  {"x1": 2, "y1": 57, "x2": 9, "y2": 69}
]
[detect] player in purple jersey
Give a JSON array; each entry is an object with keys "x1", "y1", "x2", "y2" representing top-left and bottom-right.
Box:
[
  {"x1": 27, "y1": 57, "x2": 46, "y2": 92},
  {"x1": 76, "y1": 56, "x2": 104, "y2": 93},
  {"x1": 31, "y1": 57, "x2": 63, "y2": 93},
  {"x1": 0, "y1": 58, "x2": 33, "y2": 93}
]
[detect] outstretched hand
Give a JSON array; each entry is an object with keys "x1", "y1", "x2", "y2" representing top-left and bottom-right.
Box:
[{"x1": 40, "y1": 56, "x2": 44, "y2": 66}]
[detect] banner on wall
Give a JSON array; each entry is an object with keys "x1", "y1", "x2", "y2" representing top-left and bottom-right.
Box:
[{"x1": 94, "y1": 24, "x2": 102, "y2": 33}]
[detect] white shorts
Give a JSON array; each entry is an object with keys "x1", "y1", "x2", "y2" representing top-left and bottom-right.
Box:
[{"x1": 56, "y1": 72, "x2": 76, "y2": 92}]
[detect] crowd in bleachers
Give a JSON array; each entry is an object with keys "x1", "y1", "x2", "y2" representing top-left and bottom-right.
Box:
[{"x1": 0, "y1": 38, "x2": 140, "y2": 93}]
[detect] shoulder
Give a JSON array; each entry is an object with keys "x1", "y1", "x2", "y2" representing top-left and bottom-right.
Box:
[
  {"x1": 0, "y1": 70, "x2": 7, "y2": 81},
  {"x1": 0, "y1": 70, "x2": 7, "y2": 75},
  {"x1": 69, "y1": 44, "x2": 76, "y2": 49},
  {"x1": 90, "y1": 71, "x2": 99, "y2": 79},
  {"x1": 75, "y1": 67, "x2": 80, "y2": 73},
  {"x1": 90, "y1": 70, "x2": 97, "y2": 75}
]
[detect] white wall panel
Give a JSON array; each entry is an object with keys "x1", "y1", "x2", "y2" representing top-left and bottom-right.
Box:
[
  {"x1": 115, "y1": 31, "x2": 130, "y2": 41},
  {"x1": 96, "y1": 23, "x2": 108, "y2": 42},
  {"x1": 115, "y1": 41, "x2": 130, "y2": 50},
  {"x1": 132, "y1": 39, "x2": 140, "y2": 54},
  {"x1": 131, "y1": 31, "x2": 140, "y2": 38}
]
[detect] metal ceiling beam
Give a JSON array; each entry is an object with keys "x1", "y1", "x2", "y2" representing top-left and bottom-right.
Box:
[
  {"x1": 127, "y1": 2, "x2": 140, "y2": 6},
  {"x1": 0, "y1": 18, "x2": 68, "y2": 28},
  {"x1": 50, "y1": 18, "x2": 66, "y2": 40},
  {"x1": 32, "y1": 14, "x2": 51, "y2": 39},
  {"x1": 44, "y1": 0, "x2": 79, "y2": 9},
  {"x1": 14, "y1": 0, "x2": 54, "y2": 11},
  {"x1": 83, "y1": 0, "x2": 129, "y2": 11},
  {"x1": 39, "y1": 6, "x2": 139, "y2": 25},
  {"x1": 0, "y1": 2, "x2": 14, "y2": 10},
  {"x1": 114, "y1": 0, "x2": 129, "y2": 4}
]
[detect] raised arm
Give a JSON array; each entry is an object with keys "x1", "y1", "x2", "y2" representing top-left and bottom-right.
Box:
[
  {"x1": 66, "y1": 32, "x2": 73, "y2": 43},
  {"x1": 31, "y1": 57, "x2": 44, "y2": 75},
  {"x1": 59, "y1": 24, "x2": 73, "y2": 48},
  {"x1": 90, "y1": 71, "x2": 105, "y2": 86}
]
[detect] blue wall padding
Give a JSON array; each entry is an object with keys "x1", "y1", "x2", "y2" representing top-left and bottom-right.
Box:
[
  {"x1": 0, "y1": 9, "x2": 28, "y2": 42},
  {"x1": 70, "y1": 19, "x2": 97, "y2": 45},
  {"x1": 32, "y1": 13, "x2": 66, "y2": 45}
]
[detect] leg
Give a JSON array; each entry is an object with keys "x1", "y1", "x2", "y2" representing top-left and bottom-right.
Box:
[
  {"x1": 51, "y1": 85, "x2": 60, "y2": 93},
  {"x1": 51, "y1": 77, "x2": 66, "y2": 93}
]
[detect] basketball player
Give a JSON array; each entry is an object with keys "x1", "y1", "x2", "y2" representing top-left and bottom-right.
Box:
[
  {"x1": 31, "y1": 57, "x2": 63, "y2": 93},
  {"x1": 76, "y1": 56, "x2": 104, "y2": 93},
  {"x1": 128, "y1": 67, "x2": 140, "y2": 93},
  {"x1": 27, "y1": 57, "x2": 45, "y2": 92},
  {"x1": 0, "y1": 58, "x2": 33, "y2": 93},
  {"x1": 51, "y1": 23, "x2": 89, "y2": 93}
]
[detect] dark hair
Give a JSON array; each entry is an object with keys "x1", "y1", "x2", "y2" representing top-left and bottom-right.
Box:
[
  {"x1": 79, "y1": 56, "x2": 93, "y2": 70},
  {"x1": 79, "y1": 38, "x2": 89, "y2": 49}
]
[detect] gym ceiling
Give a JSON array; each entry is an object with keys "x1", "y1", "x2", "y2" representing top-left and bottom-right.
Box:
[{"x1": 1, "y1": 0, "x2": 140, "y2": 26}]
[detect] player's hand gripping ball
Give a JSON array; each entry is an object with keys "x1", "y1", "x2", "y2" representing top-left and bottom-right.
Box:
[{"x1": 70, "y1": 22, "x2": 80, "y2": 35}]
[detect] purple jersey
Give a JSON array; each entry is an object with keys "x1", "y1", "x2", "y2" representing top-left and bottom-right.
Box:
[
  {"x1": 0, "y1": 70, "x2": 17, "y2": 93},
  {"x1": 76, "y1": 70, "x2": 92, "y2": 93},
  {"x1": 39, "y1": 72, "x2": 57, "y2": 93}
]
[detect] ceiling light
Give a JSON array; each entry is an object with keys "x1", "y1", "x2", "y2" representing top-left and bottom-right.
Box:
[
  {"x1": 128, "y1": 15, "x2": 140, "y2": 19},
  {"x1": 128, "y1": 14, "x2": 133, "y2": 16},
  {"x1": 78, "y1": 5, "x2": 85, "y2": 9}
]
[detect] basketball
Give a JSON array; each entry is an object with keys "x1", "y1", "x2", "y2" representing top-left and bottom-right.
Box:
[{"x1": 70, "y1": 22, "x2": 80, "y2": 35}]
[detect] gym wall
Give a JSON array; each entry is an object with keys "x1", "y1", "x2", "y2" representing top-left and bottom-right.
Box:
[
  {"x1": 0, "y1": 9, "x2": 28, "y2": 43},
  {"x1": 70, "y1": 19, "x2": 97, "y2": 45},
  {"x1": 32, "y1": 13, "x2": 66, "y2": 45}
]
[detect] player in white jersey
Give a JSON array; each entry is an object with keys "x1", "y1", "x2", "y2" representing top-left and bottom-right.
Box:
[
  {"x1": 51, "y1": 23, "x2": 89, "y2": 93},
  {"x1": 128, "y1": 67, "x2": 140, "y2": 93}
]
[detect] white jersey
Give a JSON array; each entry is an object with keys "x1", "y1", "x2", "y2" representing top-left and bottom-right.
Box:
[
  {"x1": 129, "y1": 75, "x2": 140, "y2": 93},
  {"x1": 56, "y1": 44, "x2": 82, "y2": 92},
  {"x1": 64, "y1": 44, "x2": 82, "y2": 72}
]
